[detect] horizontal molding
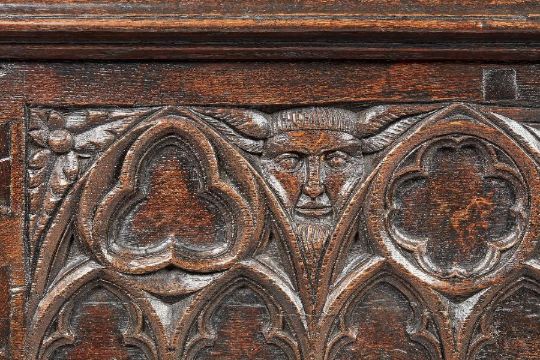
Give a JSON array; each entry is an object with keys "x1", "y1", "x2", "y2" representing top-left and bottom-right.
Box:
[
  {"x1": 0, "y1": 43, "x2": 539, "y2": 61},
  {"x1": 1, "y1": 14, "x2": 539, "y2": 32},
  {"x1": 0, "y1": 0, "x2": 538, "y2": 17},
  {"x1": 0, "y1": 6, "x2": 538, "y2": 60}
]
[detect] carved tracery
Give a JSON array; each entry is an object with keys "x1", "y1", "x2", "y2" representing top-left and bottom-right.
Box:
[{"x1": 26, "y1": 103, "x2": 540, "y2": 359}]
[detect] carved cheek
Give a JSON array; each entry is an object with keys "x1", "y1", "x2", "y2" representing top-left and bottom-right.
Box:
[
  {"x1": 325, "y1": 165, "x2": 363, "y2": 209},
  {"x1": 324, "y1": 172, "x2": 345, "y2": 205},
  {"x1": 266, "y1": 167, "x2": 303, "y2": 210}
]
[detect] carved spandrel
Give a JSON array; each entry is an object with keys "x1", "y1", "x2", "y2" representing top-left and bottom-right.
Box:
[
  {"x1": 25, "y1": 103, "x2": 540, "y2": 359},
  {"x1": 468, "y1": 279, "x2": 540, "y2": 360},
  {"x1": 194, "y1": 105, "x2": 440, "y2": 288},
  {"x1": 26, "y1": 108, "x2": 156, "y2": 257}
]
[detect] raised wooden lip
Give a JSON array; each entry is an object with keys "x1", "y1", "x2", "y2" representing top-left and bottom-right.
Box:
[{"x1": 0, "y1": 11, "x2": 538, "y2": 60}]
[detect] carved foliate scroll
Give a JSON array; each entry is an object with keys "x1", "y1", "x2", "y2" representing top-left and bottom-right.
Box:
[{"x1": 26, "y1": 103, "x2": 540, "y2": 359}]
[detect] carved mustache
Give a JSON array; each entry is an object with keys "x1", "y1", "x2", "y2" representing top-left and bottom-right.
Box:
[{"x1": 295, "y1": 193, "x2": 333, "y2": 217}]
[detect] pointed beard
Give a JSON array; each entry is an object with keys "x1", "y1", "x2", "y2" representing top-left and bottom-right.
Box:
[{"x1": 294, "y1": 222, "x2": 333, "y2": 271}]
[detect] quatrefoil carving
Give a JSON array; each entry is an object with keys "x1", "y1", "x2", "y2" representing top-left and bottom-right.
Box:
[
  {"x1": 388, "y1": 136, "x2": 527, "y2": 279},
  {"x1": 28, "y1": 104, "x2": 540, "y2": 359},
  {"x1": 367, "y1": 106, "x2": 540, "y2": 294}
]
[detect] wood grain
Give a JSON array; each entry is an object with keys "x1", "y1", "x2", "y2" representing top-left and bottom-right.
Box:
[
  {"x1": 0, "y1": 2, "x2": 537, "y2": 60},
  {"x1": 20, "y1": 103, "x2": 540, "y2": 359},
  {"x1": 0, "y1": 4, "x2": 538, "y2": 357},
  {"x1": 0, "y1": 122, "x2": 9, "y2": 211},
  {"x1": 0, "y1": 62, "x2": 538, "y2": 108}
]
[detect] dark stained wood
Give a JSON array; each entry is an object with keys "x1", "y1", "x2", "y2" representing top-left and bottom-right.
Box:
[
  {"x1": 2, "y1": 44, "x2": 539, "y2": 62},
  {"x1": 44, "y1": 283, "x2": 154, "y2": 359},
  {"x1": 329, "y1": 279, "x2": 441, "y2": 359},
  {"x1": 0, "y1": 122, "x2": 10, "y2": 211},
  {"x1": 0, "y1": 123, "x2": 8, "y2": 159},
  {"x1": 184, "y1": 283, "x2": 299, "y2": 359},
  {"x1": 483, "y1": 69, "x2": 519, "y2": 100},
  {"x1": 0, "y1": 62, "x2": 538, "y2": 108},
  {"x1": 390, "y1": 137, "x2": 523, "y2": 278},
  {"x1": 0, "y1": 3, "x2": 538, "y2": 360},
  {"x1": 20, "y1": 103, "x2": 540, "y2": 360},
  {"x1": 0, "y1": 159, "x2": 9, "y2": 210},
  {"x1": 469, "y1": 280, "x2": 540, "y2": 359},
  {"x1": 127, "y1": 145, "x2": 226, "y2": 248},
  {"x1": 0, "y1": 266, "x2": 9, "y2": 360},
  {"x1": 1, "y1": 0, "x2": 538, "y2": 16},
  {"x1": 0, "y1": 2, "x2": 538, "y2": 60}
]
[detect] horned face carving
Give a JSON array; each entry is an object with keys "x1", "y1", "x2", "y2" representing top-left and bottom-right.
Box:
[
  {"x1": 192, "y1": 105, "x2": 435, "y2": 220},
  {"x1": 190, "y1": 105, "x2": 438, "y2": 270},
  {"x1": 259, "y1": 109, "x2": 364, "y2": 225}
]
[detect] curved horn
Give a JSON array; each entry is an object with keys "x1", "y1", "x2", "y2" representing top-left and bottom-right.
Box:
[
  {"x1": 356, "y1": 104, "x2": 443, "y2": 153},
  {"x1": 191, "y1": 107, "x2": 270, "y2": 139},
  {"x1": 189, "y1": 107, "x2": 271, "y2": 153},
  {"x1": 360, "y1": 112, "x2": 431, "y2": 153}
]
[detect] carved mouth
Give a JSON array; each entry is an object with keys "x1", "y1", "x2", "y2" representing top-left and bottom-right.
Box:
[{"x1": 295, "y1": 206, "x2": 332, "y2": 217}]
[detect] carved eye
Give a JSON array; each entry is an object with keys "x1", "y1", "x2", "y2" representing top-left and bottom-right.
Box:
[
  {"x1": 274, "y1": 153, "x2": 301, "y2": 172},
  {"x1": 324, "y1": 151, "x2": 350, "y2": 169}
]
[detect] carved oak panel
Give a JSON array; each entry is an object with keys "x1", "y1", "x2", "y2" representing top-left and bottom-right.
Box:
[{"x1": 24, "y1": 103, "x2": 540, "y2": 359}]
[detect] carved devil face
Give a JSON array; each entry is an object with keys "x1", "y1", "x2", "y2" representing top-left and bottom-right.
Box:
[
  {"x1": 189, "y1": 105, "x2": 438, "y2": 269},
  {"x1": 191, "y1": 105, "x2": 437, "y2": 227},
  {"x1": 260, "y1": 130, "x2": 364, "y2": 224}
]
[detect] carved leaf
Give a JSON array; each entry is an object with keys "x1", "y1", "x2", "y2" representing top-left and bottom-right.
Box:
[
  {"x1": 360, "y1": 112, "x2": 432, "y2": 153},
  {"x1": 356, "y1": 104, "x2": 442, "y2": 138},
  {"x1": 189, "y1": 107, "x2": 268, "y2": 153},
  {"x1": 190, "y1": 107, "x2": 270, "y2": 139},
  {"x1": 74, "y1": 116, "x2": 153, "y2": 153},
  {"x1": 26, "y1": 107, "x2": 154, "y2": 257}
]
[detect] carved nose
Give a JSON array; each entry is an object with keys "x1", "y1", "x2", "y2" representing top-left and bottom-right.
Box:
[
  {"x1": 303, "y1": 181, "x2": 325, "y2": 199},
  {"x1": 303, "y1": 157, "x2": 325, "y2": 199}
]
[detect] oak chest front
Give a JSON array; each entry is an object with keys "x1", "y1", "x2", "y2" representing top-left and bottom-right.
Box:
[{"x1": 0, "y1": 2, "x2": 539, "y2": 359}]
